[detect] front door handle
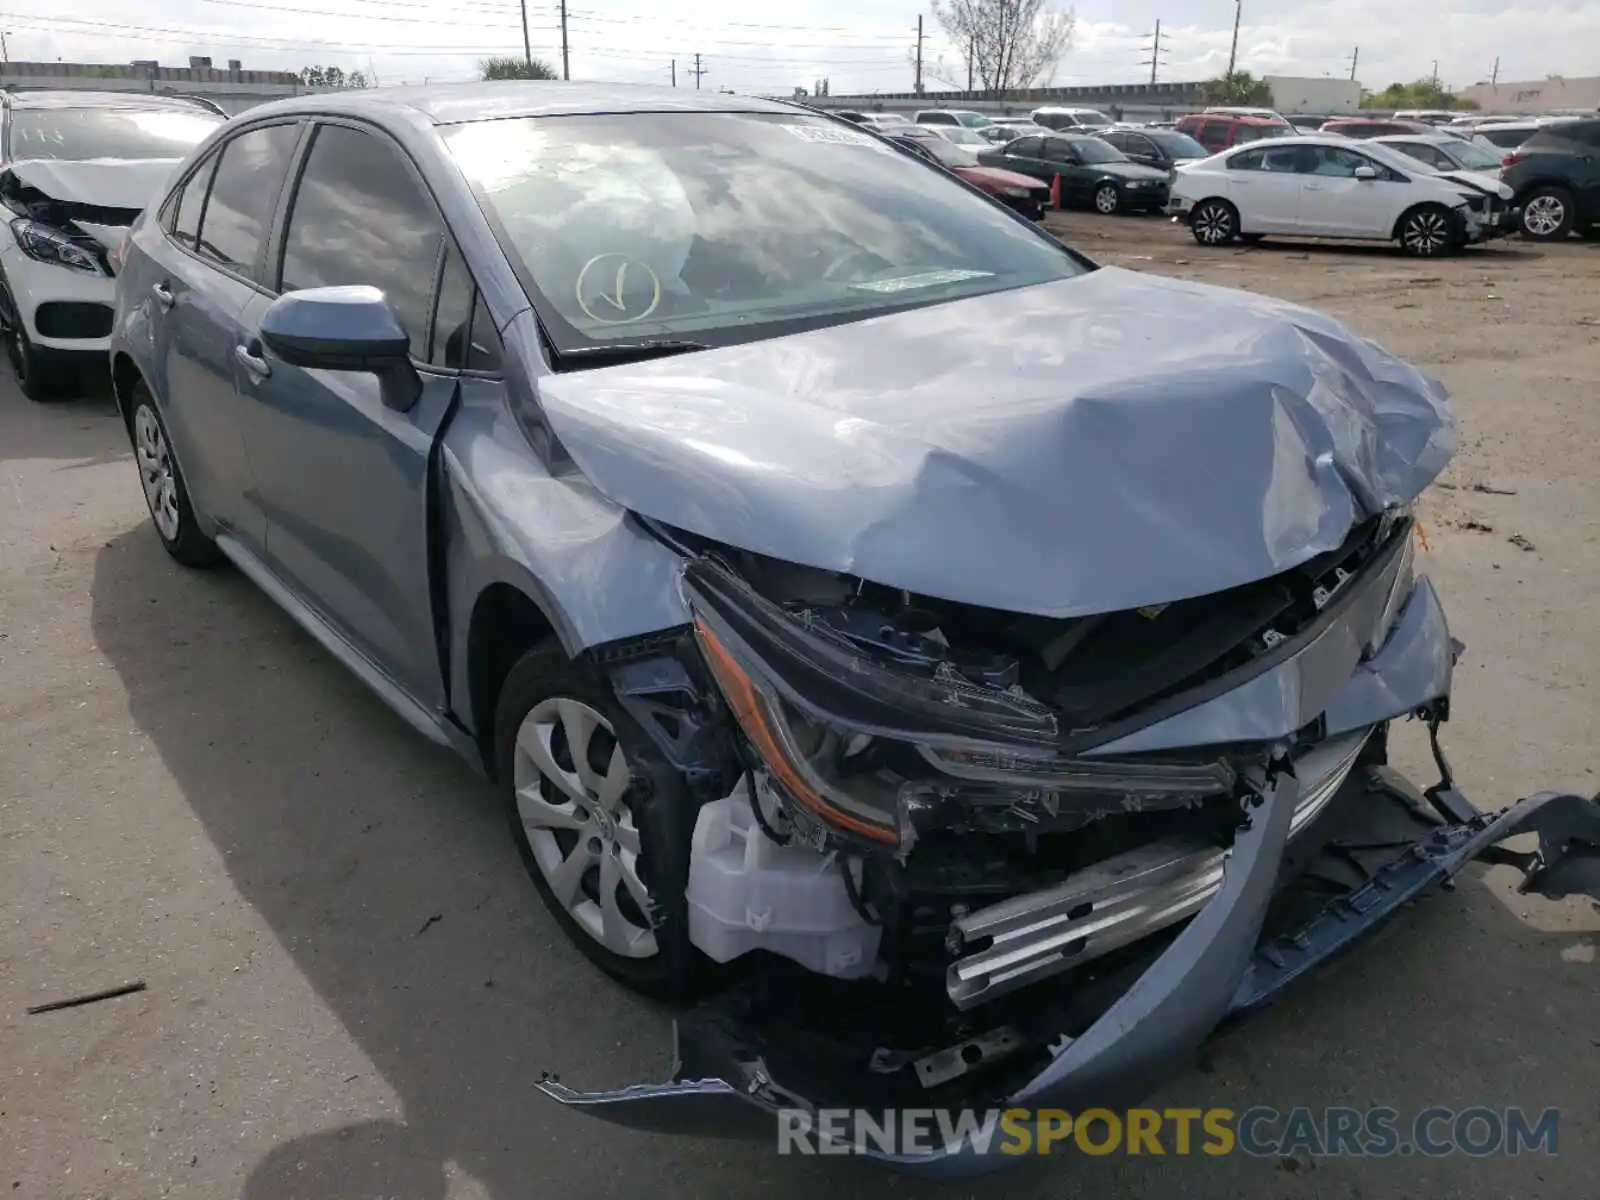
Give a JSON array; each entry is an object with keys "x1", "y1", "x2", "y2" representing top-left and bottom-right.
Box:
[
  {"x1": 151, "y1": 282, "x2": 174, "y2": 311},
  {"x1": 234, "y1": 341, "x2": 271, "y2": 381}
]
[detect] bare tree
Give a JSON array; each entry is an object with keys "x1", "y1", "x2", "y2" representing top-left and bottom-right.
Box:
[{"x1": 929, "y1": 0, "x2": 1075, "y2": 94}]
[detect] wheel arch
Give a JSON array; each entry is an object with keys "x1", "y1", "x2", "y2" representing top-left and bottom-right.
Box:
[
  {"x1": 110, "y1": 351, "x2": 144, "y2": 434},
  {"x1": 1510, "y1": 176, "x2": 1575, "y2": 204},
  {"x1": 466, "y1": 580, "x2": 560, "y2": 779}
]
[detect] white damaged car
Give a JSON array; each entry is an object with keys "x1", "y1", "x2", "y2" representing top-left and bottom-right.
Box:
[
  {"x1": 0, "y1": 91, "x2": 223, "y2": 399},
  {"x1": 1168, "y1": 135, "x2": 1517, "y2": 256}
]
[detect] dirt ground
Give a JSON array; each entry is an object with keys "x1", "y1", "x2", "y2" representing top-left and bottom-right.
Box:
[{"x1": 2, "y1": 216, "x2": 1597, "y2": 1200}]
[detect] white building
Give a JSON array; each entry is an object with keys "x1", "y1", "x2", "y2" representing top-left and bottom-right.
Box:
[{"x1": 1264, "y1": 76, "x2": 1362, "y2": 115}]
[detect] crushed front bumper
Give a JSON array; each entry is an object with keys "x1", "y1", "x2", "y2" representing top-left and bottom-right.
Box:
[{"x1": 537, "y1": 771, "x2": 1600, "y2": 1173}]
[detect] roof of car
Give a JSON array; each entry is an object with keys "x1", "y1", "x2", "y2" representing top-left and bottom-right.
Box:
[
  {"x1": 1183, "y1": 112, "x2": 1282, "y2": 125},
  {"x1": 1, "y1": 88, "x2": 223, "y2": 112},
  {"x1": 242, "y1": 81, "x2": 799, "y2": 126},
  {"x1": 1371, "y1": 133, "x2": 1456, "y2": 146}
]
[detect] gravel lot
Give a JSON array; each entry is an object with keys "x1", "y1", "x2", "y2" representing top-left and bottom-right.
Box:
[{"x1": 3, "y1": 216, "x2": 1597, "y2": 1199}]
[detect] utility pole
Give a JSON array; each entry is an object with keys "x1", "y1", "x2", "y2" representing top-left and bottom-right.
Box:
[
  {"x1": 518, "y1": 0, "x2": 532, "y2": 69},
  {"x1": 1429, "y1": 59, "x2": 1439, "y2": 90},
  {"x1": 670, "y1": 58, "x2": 676, "y2": 87},
  {"x1": 967, "y1": 33, "x2": 974, "y2": 92},
  {"x1": 1141, "y1": 19, "x2": 1165, "y2": 85},
  {"x1": 914, "y1": 15, "x2": 924, "y2": 96},
  {"x1": 2, "y1": 30, "x2": 10, "y2": 65},
  {"x1": 559, "y1": 0, "x2": 570, "y2": 79},
  {"x1": 1348, "y1": 45, "x2": 1359, "y2": 82},
  {"x1": 1490, "y1": 56, "x2": 1499, "y2": 87},
  {"x1": 1226, "y1": 0, "x2": 1241, "y2": 77},
  {"x1": 690, "y1": 52, "x2": 707, "y2": 89}
]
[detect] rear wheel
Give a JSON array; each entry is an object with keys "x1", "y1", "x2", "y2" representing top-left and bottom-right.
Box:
[
  {"x1": 1397, "y1": 204, "x2": 1457, "y2": 257},
  {"x1": 1093, "y1": 183, "x2": 1121, "y2": 214},
  {"x1": 1519, "y1": 186, "x2": 1575, "y2": 240},
  {"x1": 495, "y1": 643, "x2": 704, "y2": 999},
  {"x1": 1190, "y1": 199, "x2": 1239, "y2": 246},
  {"x1": 129, "y1": 383, "x2": 224, "y2": 567}
]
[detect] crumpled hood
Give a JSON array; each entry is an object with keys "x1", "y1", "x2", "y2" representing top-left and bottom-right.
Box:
[
  {"x1": 537, "y1": 267, "x2": 1458, "y2": 618},
  {"x1": 1, "y1": 157, "x2": 182, "y2": 211},
  {"x1": 1437, "y1": 168, "x2": 1515, "y2": 201}
]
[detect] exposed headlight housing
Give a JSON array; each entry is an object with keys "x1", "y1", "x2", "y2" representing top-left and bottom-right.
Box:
[
  {"x1": 999, "y1": 186, "x2": 1032, "y2": 198},
  {"x1": 685, "y1": 559, "x2": 1237, "y2": 855},
  {"x1": 10, "y1": 218, "x2": 106, "y2": 275}
]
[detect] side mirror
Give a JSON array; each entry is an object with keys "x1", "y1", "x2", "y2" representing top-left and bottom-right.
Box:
[
  {"x1": 1353, "y1": 165, "x2": 1379, "y2": 181},
  {"x1": 259, "y1": 285, "x2": 422, "y2": 412}
]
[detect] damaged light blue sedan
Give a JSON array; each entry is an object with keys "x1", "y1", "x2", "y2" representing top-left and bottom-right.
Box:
[{"x1": 107, "y1": 83, "x2": 1600, "y2": 1173}]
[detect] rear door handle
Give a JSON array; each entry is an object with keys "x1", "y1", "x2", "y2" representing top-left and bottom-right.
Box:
[
  {"x1": 151, "y1": 282, "x2": 174, "y2": 311},
  {"x1": 234, "y1": 341, "x2": 271, "y2": 381}
]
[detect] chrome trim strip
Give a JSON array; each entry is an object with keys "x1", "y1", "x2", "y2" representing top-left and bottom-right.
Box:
[{"x1": 946, "y1": 727, "x2": 1372, "y2": 1010}]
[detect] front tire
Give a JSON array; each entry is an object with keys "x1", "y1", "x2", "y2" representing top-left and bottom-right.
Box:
[
  {"x1": 1190, "y1": 199, "x2": 1239, "y2": 246},
  {"x1": 1397, "y1": 204, "x2": 1458, "y2": 257},
  {"x1": 3, "y1": 301, "x2": 73, "y2": 402},
  {"x1": 129, "y1": 383, "x2": 223, "y2": 567},
  {"x1": 1519, "y1": 186, "x2": 1576, "y2": 240},
  {"x1": 495, "y1": 643, "x2": 703, "y2": 999},
  {"x1": 1093, "y1": 183, "x2": 1121, "y2": 214}
]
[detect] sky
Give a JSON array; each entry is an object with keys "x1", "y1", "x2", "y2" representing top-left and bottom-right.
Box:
[{"x1": 3, "y1": 1, "x2": 1597, "y2": 96}]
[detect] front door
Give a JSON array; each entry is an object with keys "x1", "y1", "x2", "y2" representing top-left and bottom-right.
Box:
[
  {"x1": 234, "y1": 120, "x2": 468, "y2": 709},
  {"x1": 1295, "y1": 145, "x2": 1400, "y2": 237},
  {"x1": 1041, "y1": 138, "x2": 1090, "y2": 201}
]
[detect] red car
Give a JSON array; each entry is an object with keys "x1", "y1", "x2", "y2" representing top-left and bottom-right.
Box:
[
  {"x1": 889, "y1": 130, "x2": 1050, "y2": 220},
  {"x1": 1174, "y1": 112, "x2": 1293, "y2": 154}
]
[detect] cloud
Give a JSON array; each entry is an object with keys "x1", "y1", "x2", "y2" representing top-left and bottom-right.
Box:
[{"x1": 7, "y1": 0, "x2": 1596, "y2": 97}]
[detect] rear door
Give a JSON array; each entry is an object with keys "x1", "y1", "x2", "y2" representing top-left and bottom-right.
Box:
[
  {"x1": 1224, "y1": 145, "x2": 1306, "y2": 232},
  {"x1": 139, "y1": 120, "x2": 304, "y2": 552},
  {"x1": 233, "y1": 119, "x2": 481, "y2": 708},
  {"x1": 992, "y1": 135, "x2": 1051, "y2": 182},
  {"x1": 1568, "y1": 122, "x2": 1600, "y2": 222}
]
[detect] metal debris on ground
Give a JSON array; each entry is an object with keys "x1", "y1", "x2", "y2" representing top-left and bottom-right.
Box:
[
  {"x1": 1508, "y1": 533, "x2": 1537, "y2": 552},
  {"x1": 26, "y1": 980, "x2": 147, "y2": 1015}
]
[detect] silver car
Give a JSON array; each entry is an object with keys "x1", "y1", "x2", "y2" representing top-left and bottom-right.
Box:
[{"x1": 108, "y1": 83, "x2": 1599, "y2": 1172}]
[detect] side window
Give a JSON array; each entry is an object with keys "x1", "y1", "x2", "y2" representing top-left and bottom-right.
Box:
[
  {"x1": 1260, "y1": 146, "x2": 1307, "y2": 173},
  {"x1": 279, "y1": 123, "x2": 445, "y2": 360},
  {"x1": 1572, "y1": 122, "x2": 1600, "y2": 149},
  {"x1": 1228, "y1": 148, "x2": 1266, "y2": 171},
  {"x1": 169, "y1": 153, "x2": 218, "y2": 251},
  {"x1": 197, "y1": 123, "x2": 301, "y2": 279},
  {"x1": 1043, "y1": 138, "x2": 1077, "y2": 163},
  {"x1": 1126, "y1": 135, "x2": 1155, "y2": 157},
  {"x1": 1197, "y1": 121, "x2": 1226, "y2": 150},
  {"x1": 1009, "y1": 136, "x2": 1042, "y2": 157},
  {"x1": 431, "y1": 243, "x2": 473, "y2": 369},
  {"x1": 1309, "y1": 146, "x2": 1369, "y2": 176},
  {"x1": 467, "y1": 292, "x2": 503, "y2": 372},
  {"x1": 1413, "y1": 144, "x2": 1451, "y2": 169},
  {"x1": 1100, "y1": 132, "x2": 1125, "y2": 151}
]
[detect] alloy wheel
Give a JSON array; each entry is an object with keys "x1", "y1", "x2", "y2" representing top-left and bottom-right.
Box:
[
  {"x1": 1522, "y1": 194, "x2": 1566, "y2": 238},
  {"x1": 1401, "y1": 209, "x2": 1450, "y2": 256},
  {"x1": 133, "y1": 405, "x2": 181, "y2": 541},
  {"x1": 512, "y1": 696, "x2": 657, "y2": 959},
  {"x1": 1193, "y1": 202, "x2": 1234, "y2": 244},
  {"x1": 1094, "y1": 185, "x2": 1120, "y2": 214}
]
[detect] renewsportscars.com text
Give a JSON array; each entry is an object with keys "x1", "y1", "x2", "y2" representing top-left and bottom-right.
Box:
[{"x1": 777, "y1": 1105, "x2": 1561, "y2": 1158}]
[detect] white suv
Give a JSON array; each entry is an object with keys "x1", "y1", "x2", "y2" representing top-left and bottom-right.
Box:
[{"x1": 0, "y1": 91, "x2": 224, "y2": 399}]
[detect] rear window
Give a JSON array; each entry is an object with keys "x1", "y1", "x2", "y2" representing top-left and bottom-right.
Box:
[{"x1": 8, "y1": 107, "x2": 223, "y2": 162}]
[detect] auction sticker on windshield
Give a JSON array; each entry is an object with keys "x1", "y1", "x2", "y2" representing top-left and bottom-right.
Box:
[
  {"x1": 781, "y1": 124, "x2": 884, "y2": 147},
  {"x1": 848, "y1": 268, "x2": 996, "y2": 294}
]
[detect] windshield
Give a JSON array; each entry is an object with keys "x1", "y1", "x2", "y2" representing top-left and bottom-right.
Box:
[
  {"x1": 954, "y1": 111, "x2": 994, "y2": 128},
  {"x1": 8, "y1": 108, "x2": 223, "y2": 162},
  {"x1": 1438, "y1": 139, "x2": 1504, "y2": 169},
  {"x1": 445, "y1": 112, "x2": 1081, "y2": 351},
  {"x1": 1069, "y1": 137, "x2": 1126, "y2": 163},
  {"x1": 1147, "y1": 131, "x2": 1208, "y2": 158},
  {"x1": 1071, "y1": 111, "x2": 1110, "y2": 127}
]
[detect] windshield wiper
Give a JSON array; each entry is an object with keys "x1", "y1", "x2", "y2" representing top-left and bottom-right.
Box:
[{"x1": 554, "y1": 338, "x2": 709, "y2": 368}]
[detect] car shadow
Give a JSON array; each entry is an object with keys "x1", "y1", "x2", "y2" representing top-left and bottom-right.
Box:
[
  {"x1": 0, "y1": 367, "x2": 125, "y2": 466},
  {"x1": 1241, "y1": 239, "x2": 1548, "y2": 262},
  {"x1": 88, "y1": 524, "x2": 1599, "y2": 1198}
]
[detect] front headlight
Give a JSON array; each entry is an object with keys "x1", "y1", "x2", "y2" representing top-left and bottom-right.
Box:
[
  {"x1": 1000, "y1": 186, "x2": 1032, "y2": 198},
  {"x1": 686, "y1": 560, "x2": 1237, "y2": 854},
  {"x1": 10, "y1": 218, "x2": 106, "y2": 275}
]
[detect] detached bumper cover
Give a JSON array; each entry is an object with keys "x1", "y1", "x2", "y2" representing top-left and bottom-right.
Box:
[{"x1": 537, "y1": 779, "x2": 1600, "y2": 1172}]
